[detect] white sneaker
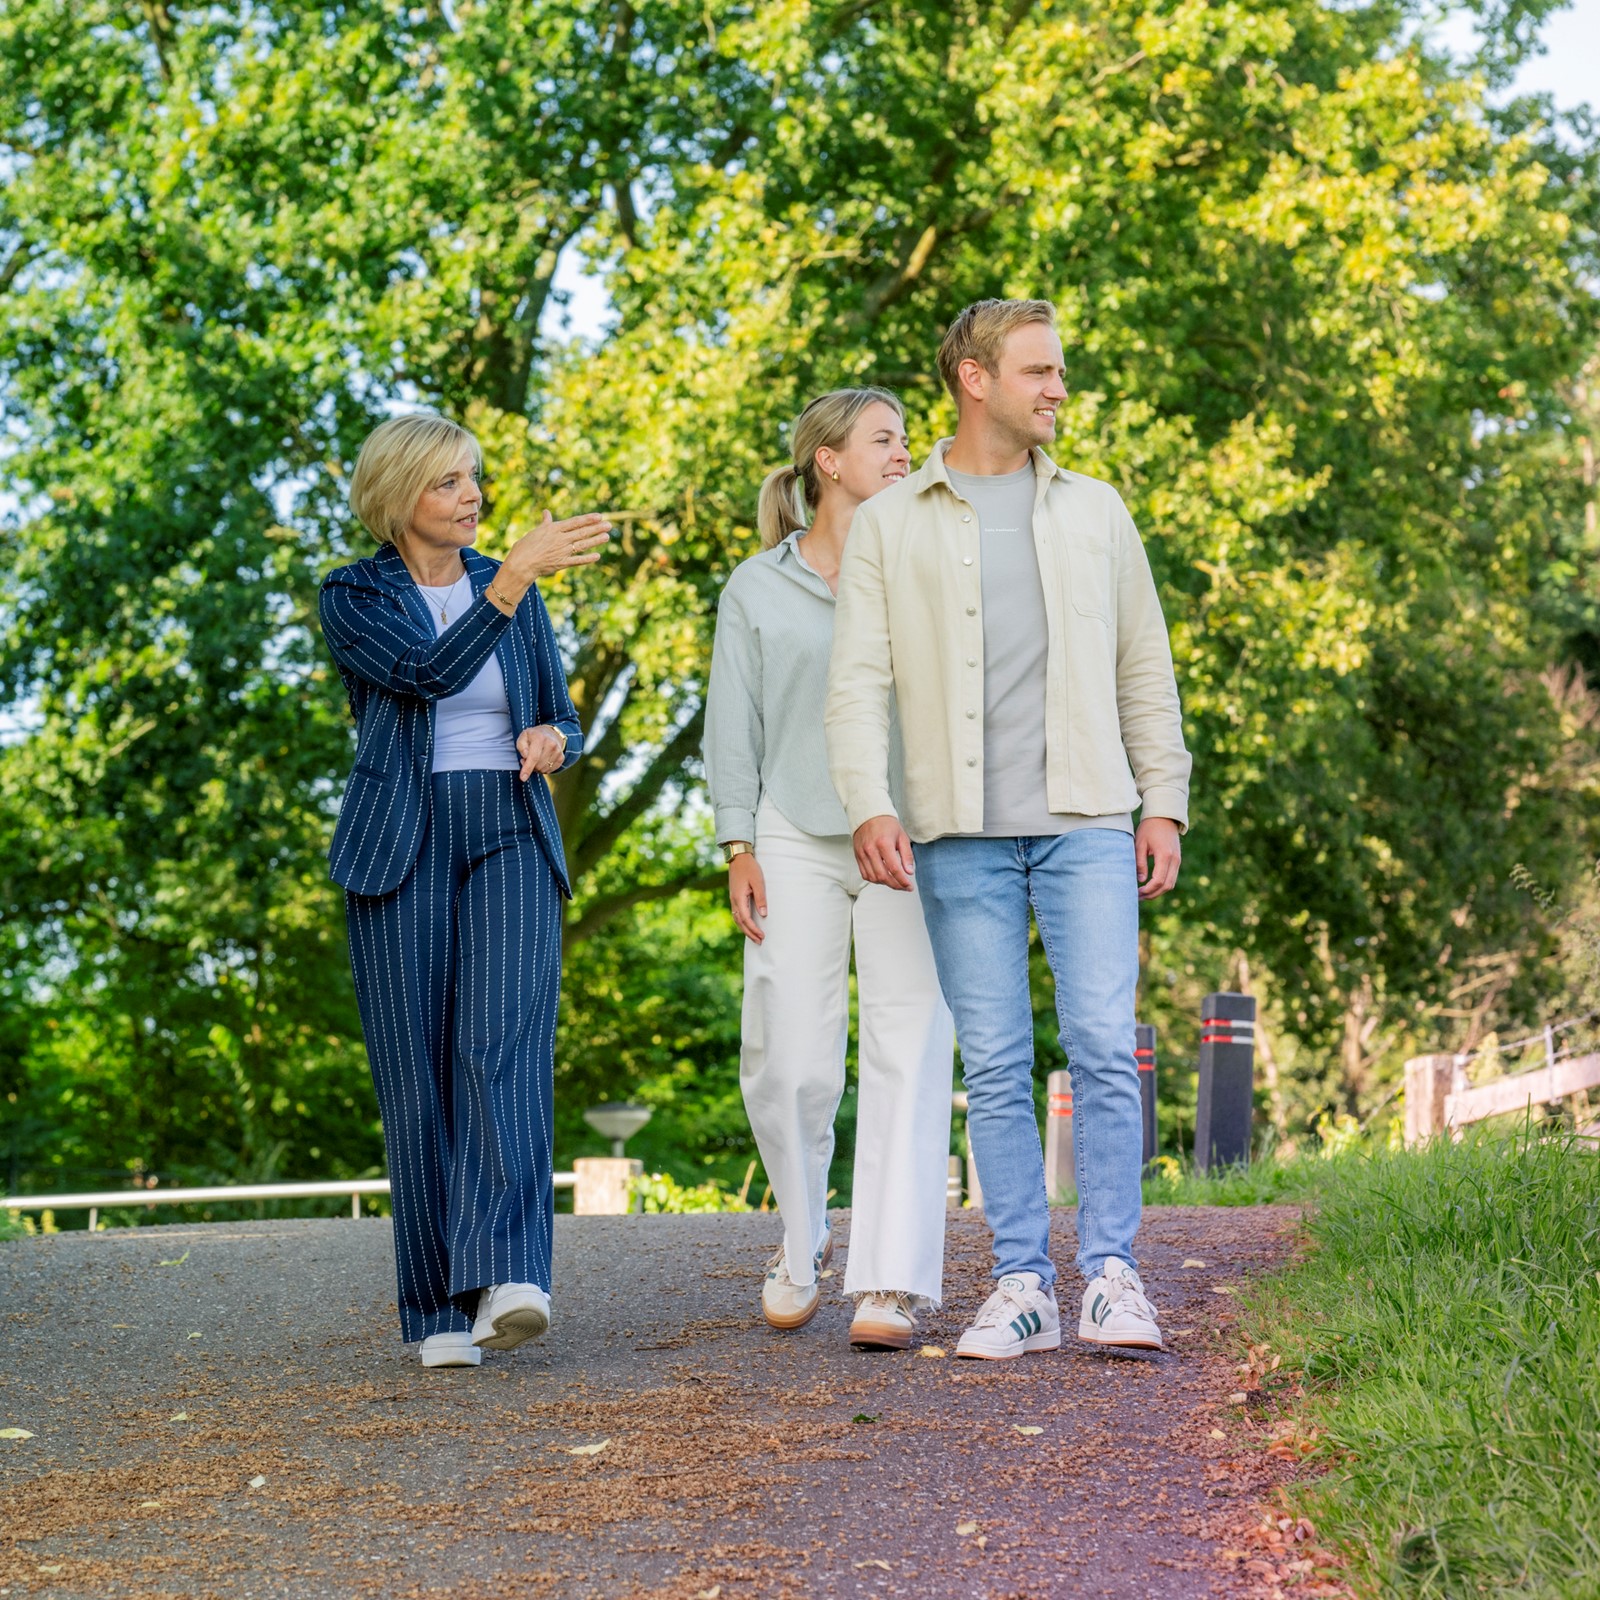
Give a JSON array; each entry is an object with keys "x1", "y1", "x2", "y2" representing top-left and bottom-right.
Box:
[
  {"x1": 1079, "y1": 1259, "x2": 1164, "y2": 1350},
  {"x1": 471, "y1": 1282, "x2": 551, "y2": 1351},
  {"x1": 419, "y1": 1331, "x2": 481, "y2": 1368},
  {"x1": 760, "y1": 1228, "x2": 834, "y2": 1331},
  {"x1": 954, "y1": 1272, "x2": 1061, "y2": 1360},
  {"x1": 849, "y1": 1292, "x2": 917, "y2": 1351}
]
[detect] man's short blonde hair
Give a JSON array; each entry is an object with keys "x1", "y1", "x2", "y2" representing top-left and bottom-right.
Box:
[
  {"x1": 348, "y1": 412, "x2": 483, "y2": 545},
  {"x1": 936, "y1": 299, "x2": 1058, "y2": 404}
]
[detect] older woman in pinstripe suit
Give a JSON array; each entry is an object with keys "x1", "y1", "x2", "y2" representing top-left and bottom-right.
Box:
[{"x1": 320, "y1": 412, "x2": 609, "y2": 1369}]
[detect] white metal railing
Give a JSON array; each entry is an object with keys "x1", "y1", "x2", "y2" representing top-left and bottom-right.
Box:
[{"x1": 3, "y1": 1175, "x2": 577, "y2": 1232}]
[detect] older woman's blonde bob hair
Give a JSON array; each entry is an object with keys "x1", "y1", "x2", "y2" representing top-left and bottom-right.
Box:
[{"x1": 348, "y1": 412, "x2": 483, "y2": 545}]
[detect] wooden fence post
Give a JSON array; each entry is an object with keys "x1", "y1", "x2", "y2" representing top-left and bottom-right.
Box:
[
  {"x1": 1403, "y1": 1054, "x2": 1456, "y2": 1145},
  {"x1": 573, "y1": 1157, "x2": 643, "y2": 1215}
]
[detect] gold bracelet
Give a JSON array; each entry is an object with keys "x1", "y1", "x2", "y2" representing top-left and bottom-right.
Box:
[{"x1": 489, "y1": 582, "x2": 519, "y2": 610}]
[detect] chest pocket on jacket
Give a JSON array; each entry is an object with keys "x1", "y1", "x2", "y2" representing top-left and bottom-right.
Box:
[{"x1": 1067, "y1": 535, "x2": 1114, "y2": 623}]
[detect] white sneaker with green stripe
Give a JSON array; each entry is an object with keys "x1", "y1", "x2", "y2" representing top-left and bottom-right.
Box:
[
  {"x1": 954, "y1": 1271, "x2": 1061, "y2": 1360},
  {"x1": 1078, "y1": 1258, "x2": 1163, "y2": 1350}
]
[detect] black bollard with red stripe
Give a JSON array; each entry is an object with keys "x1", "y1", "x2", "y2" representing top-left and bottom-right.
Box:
[
  {"x1": 1135, "y1": 1023, "x2": 1158, "y2": 1167},
  {"x1": 1194, "y1": 992, "x2": 1256, "y2": 1172}
]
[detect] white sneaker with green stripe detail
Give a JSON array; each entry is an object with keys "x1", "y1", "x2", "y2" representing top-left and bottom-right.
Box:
[
  {"x1": 1078, "y1": 1258, "x2": 1163, "y2": 1350},
  {"x1": 954, "y1": 1272, "x2": 1061, "y2": 1360}
]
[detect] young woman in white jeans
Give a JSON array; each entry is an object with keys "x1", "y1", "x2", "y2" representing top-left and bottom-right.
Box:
[{"x1": 704, "y1": 389, "x2": 955, "y2": 1350}]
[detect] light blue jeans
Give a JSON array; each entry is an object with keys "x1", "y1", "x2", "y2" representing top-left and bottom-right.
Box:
[{"x1": 915, "y1": 829, "x2": 1142, "y2": 1286}]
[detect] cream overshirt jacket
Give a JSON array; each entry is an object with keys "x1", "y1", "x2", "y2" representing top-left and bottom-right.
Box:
[{"x1": 824, "y1": 439, "x2": 1191, "y2": 843}]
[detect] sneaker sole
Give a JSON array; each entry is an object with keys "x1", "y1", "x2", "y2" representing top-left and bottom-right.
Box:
[
  {"x1": 475, "y1": 1305, "x2": 550, "y2": 1352},
  {"x1": 760, "y1": 1232, "x2": 832, "y2": 1331},
  {"x1": 954, "y1": 1329, "x2": 1062, "y2": 1360},
  {"x1": 1078, "y1": 1320, "x2": 1163, "y2": 1350},
  {"x1": 420, "y1": 1345, "x2": 482, "y2": 1368},
  {"x1": 849, "y1": 1321, "x2": 913, "y2": 1351},
  {"x1": 763, "y1": 1295, "x2": 821, "y2": 1331}
]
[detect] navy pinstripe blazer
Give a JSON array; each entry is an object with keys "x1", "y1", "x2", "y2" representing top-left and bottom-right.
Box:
[{"x1": 319, "y1": 543, "x2": 583, "y2": 899}]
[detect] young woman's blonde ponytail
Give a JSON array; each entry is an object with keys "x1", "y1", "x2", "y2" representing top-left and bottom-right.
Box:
[{"x1": 757, "y1": 464, "x2": 809, "y2": 550}]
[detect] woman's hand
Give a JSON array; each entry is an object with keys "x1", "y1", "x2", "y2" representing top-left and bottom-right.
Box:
[
  {"x1": 504, "y1": 510, "x2": 612, "y2": 582},
  {"x1": 728, "y1": 853, "x2": 768, "y2": 943},
  {"x1": 517, "y1": 725, "x2": 567, "y2": 779}
]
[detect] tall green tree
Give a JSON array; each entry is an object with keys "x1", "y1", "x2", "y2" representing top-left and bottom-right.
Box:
[{"x1": 2, "y1": 0, "x2": 1596, "y2": 1192}]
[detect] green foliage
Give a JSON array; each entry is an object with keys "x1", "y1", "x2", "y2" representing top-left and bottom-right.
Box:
[
  {"x1": 1140, "y1": 1150, "x2": 1337, "y2": 1208},
  {"x1": 0, "y1": 0, "x2": 1597, "y2": 1199},
  {"x1": 632, "y1": 1171, "x2": 753, "y2": 1215},
  {"x1": 1245, "y1": 1132, "x2": 1600, "y2": 1597},
  {"x1": 552, "y1": 863, "x2": 755, "y2": 1184}
]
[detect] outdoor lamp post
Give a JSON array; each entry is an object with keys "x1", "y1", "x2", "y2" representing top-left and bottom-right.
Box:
[{"x1": 583, "y1": 1102, "x2": 653, "y2": 1158}]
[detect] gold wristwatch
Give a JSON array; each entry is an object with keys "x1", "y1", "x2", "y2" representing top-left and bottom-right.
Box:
[{"x1": 722, "y1": 841, "x2": 754, "y2": 865}]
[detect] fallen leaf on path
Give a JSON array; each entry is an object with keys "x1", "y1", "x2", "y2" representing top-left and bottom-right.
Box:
[
  {"x1": 1210, "y1": 1429, "x2": 1226, "y2": 1440},
  {"x1": 566, "y1": 1439, "x2": 609, "y2": 1456},
  {"x1": 1182, "y1": 1259, "x2": 1208, "y2": 1268},
  {"x1": 1212, "y1": 1286, "x2": 1236, "y2": 1295},
  {"x1": 819, "y1": 1269, "x2": 836, "y2": 1279},
  {"x1": 138, "y1": 1501, "x2": 161, "y2": 1509},
  {"x1": 1, "y1": 1428, "x2": 35, "y2": 1439},
  {"x1": 1229, "y1": 1393, "x2": 1248, "y2": 1404},
  {"x1": 169, "y1": 1412, "x2": 189, "y2": 1423},
  {"x1": 853, "y1": 1560, "x2": 891, "y2": 1570},
  {"x1": 37, "y1": 1565, "x2": 62, "y2": 1575},
  {"x1": 159, "y1": 1251, "x2": 190, "y2": 1267},
  {"x1": 955, "y1": 1521, "x2": 979, "y2": 1536},
  {"x1": 1171, "y1": 1327, "x2": 1195, "y2": 1335},
  {"x1": 918, "y1": 1345, "x2": 945, "y2": 1357},
  {"x1": 1013, "y1": 1425, "x2": 1044, "y2": 1436},
  {"x1": 188, "y1": 1331, "x2": 203, "y2": 1339},
  {"x1": 247, "y1": 1474, "x2": 266, "y2": 1489},
  {"x1": 851, "y1": 1413, "x2": 877, "y2": 1424},
  {"x1": 974, "y1": 1536, "x2": 988, "y2": 1550},
  {"x1": 697, "y1": 1588, "x2": 721, "y2": 1599},
  {"x1": 111, "y1": 1323, "x2": 132, "y2": 1329}
]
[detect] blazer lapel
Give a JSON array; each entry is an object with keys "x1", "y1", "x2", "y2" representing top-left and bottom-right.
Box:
[{"x1": 374, "y1": 543, "x2": 435, "y2": 637}]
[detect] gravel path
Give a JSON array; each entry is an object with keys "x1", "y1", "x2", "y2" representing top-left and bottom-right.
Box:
[{"x1": 1, "y1": 1206, "x2": 1299, "y2": 1599}]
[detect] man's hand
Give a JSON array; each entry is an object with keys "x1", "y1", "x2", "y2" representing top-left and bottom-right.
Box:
[
  {"x1": 1135, "y1": 816, "x2": 1182, "y2": 900},
  {"x1": 728, "y1": 853, "x2": 768, "y2": 943},
  {"x1": 853, "y1": 814, "x2": 915, "y2": 890},
  {"x1": 517, "y1": 725, "x2": 566, "y2": 779}
]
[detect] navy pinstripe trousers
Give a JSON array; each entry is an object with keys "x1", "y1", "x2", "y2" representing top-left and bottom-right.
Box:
[{"x1": 346, "y1": 770, "x2": 562, "y2": 1342}]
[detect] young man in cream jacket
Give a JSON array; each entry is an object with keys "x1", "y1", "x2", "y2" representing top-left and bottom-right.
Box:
[{"x1": 825, "y1": 299, "x2": 1191, "y2": 1359}]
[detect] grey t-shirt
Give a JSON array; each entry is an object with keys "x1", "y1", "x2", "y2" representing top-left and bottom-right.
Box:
[{"x1": 946, "y1": 465, "x2": 1133, "y2": 839}]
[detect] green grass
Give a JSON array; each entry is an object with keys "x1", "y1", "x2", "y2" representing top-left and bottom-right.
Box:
[
  {"x1": 1243, "y1": 1130, "x2": 1600, "y2": 1599},
  {"x1": 1139, "y1": 1153, "x2": 1338, "y2": 1207}
]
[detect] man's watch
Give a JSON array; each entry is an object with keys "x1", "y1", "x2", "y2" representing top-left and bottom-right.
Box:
[{"x1": 722, "y1": 841, "x2": 754, "y2": 865}]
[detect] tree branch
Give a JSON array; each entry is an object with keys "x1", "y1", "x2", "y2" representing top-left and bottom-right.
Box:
[
  {"x1": 0, "y1": 243, "x2": 38, "y2": 296},
  {"x1": 565, "y1": 867, "x2": 724, "y2": 945},
  {"x1": 569, "y1": 702, "x2": 706, "y2": 881},
  {"x1": 139, "y1": 0, "x2": 176, "y2": 83}
]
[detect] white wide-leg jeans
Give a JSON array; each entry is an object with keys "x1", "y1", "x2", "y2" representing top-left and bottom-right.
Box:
[{"x1": 741, "y1": 797, "x2": 954, "y2": 1304}]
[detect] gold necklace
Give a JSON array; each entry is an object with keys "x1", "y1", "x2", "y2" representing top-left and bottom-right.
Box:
[{"x1": 422, "y1": 572, "x2": 468, "y2": 625}]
